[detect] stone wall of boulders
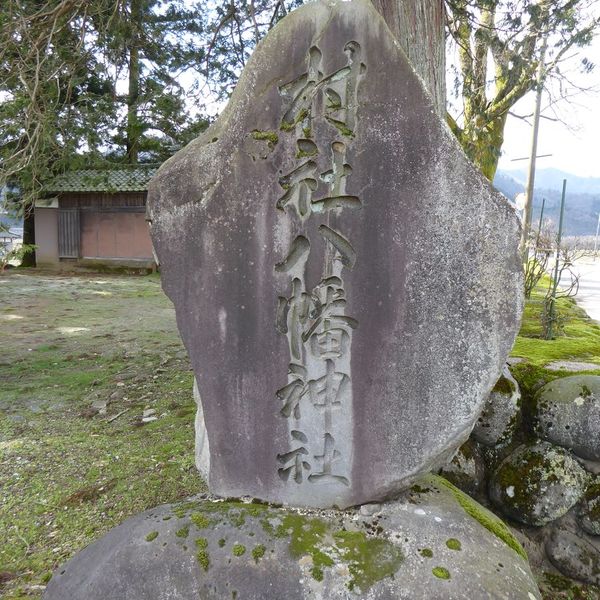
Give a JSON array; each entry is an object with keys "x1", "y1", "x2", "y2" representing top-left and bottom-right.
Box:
[{"x1": 440, "y1": 367, "x2": 600, "y2": 593}]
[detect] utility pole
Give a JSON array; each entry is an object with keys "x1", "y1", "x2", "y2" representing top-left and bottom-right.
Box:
[
  {"x1": 546, "y1": 179, "x2": 567, "y2": 340},
  {"x1": 594, "y1": 213, "x2": 600, "y2": 257},
  {"x1": 520, "y1": 35, "x2": 548, "y2": 263}
]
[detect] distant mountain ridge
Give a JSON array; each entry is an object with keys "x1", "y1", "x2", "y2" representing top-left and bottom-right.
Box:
[
  {"x1": 494, "y1": 168, "x2": 599, "y2": 237},
  {"x1": 500, "y1": 167, "x2": 600, "y2": 196}
]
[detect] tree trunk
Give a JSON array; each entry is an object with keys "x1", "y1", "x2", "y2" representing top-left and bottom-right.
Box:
[
  {"x1": 126, "y1": 0, "x2": 142, "y2": 163},
  {"x1": 371, "y1": 0, "x2": 445, "y2": 117},
  {"x1": 21, "y1": 204, "x2": 36, "y2": 267}
]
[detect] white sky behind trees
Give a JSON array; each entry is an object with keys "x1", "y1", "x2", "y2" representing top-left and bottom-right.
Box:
[{"x1": 497, "y1": 32, "x2": 600, "y2": 178}]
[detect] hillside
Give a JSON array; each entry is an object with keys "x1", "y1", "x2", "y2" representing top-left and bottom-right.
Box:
[{"x1": 494, "y1": 169, "x2": 600, "y2": 237}]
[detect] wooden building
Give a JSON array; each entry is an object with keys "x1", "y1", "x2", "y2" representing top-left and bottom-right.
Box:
[{"x1": 35, "y1": 167, "x2": 157, "y2": 270}]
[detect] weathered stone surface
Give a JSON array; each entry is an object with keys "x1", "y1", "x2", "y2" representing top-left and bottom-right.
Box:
[
  {"x1": 43, "y1": 475, "x2": 540, "y2": 600},
  {"x1": 193, "y1": 378, "x2": 210, "y2": 481},
  {"x1": 490, "y1": 442, "x2": 589, "y2": 526},
  {"x1": 534, "y1": 375, "x2": 600, "y2": 461},
  {"x1": 147, "y1": 0, "x2": 523, "y2": 508},
  {"x1": 578, "y1": 478, "x2": 600, "y2": 536},
  {"x1": 546, "y1": 527, "x2": 600, "y2": 585},
  {"x1": 472, "y1": 365, "x2": 521, "y2": 447},
  {"x1": 439, "y1": 439, "x2": 486, "y2": 497}
]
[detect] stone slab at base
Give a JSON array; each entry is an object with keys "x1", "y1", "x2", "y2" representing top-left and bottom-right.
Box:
[{"x1": 44, "y1": 476, "x2": 540, "y2": 600}]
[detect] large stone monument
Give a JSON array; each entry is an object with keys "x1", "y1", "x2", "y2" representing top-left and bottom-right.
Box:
[
  {"x1": 146, "y1": 0, "x2": 522, "y2": 509},
  {"x1": 44, "y1": 1, "x2": 537, "y2": 598}
]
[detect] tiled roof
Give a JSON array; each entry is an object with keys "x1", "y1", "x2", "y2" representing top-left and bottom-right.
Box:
[{"x1": 46, "y1": 166, "x2": 158, "y2": 193}]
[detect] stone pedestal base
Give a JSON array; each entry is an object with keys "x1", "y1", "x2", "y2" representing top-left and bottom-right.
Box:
[{"x1": 44, "y1": 476, "x2": 540, "y2": 599}]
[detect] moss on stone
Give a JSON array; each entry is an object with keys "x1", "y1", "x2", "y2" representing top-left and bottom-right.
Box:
[
  {"x1": 175, "y1": 525, "x2": 189, "y2": 538},
  {"x1": 145, "y1": 531, "x2": 158, "y2": 542},
  {"x1": 434, "y1": 476, "x2": 527, "y2": 561},
  {"x1": 266, "y1": 512, "x2": 403, "y2": 591},
  {"x1": 581, "y1": 384, "x2": 593, "y2": 398},
  {"x1": 251, "y1": 544, "x2": 266, "y2": 563},
  {"x1": 277, "y1": 514, "x2": 335, "y2": 574},
  {"x1": 325, "y1": 116, "x2": 354, "y2": 138},
  {"x1": 446, "y1": 538, "x2": 462, "y2": 551},
  {"x1": 333, "y1": 530, "x2": 404, "y2": 592},
  {"x1": 420, "y1": 548, "x2": 433, "y2": 558},
  {"x1": 411, "y1": 484, "x2": 431, "y2": 495},
  {"x1": 583, "y1": 482, "x2": 600, "y2": 521},
  {"x1": 232, "y1": 544, "x2": 246, "y2": 557},
  {"x1": 280, "y1": 108, "x2": 308, "y2": 132},
  {"x1": 218, "y1": 538, "x2": 226, "y2": 548},
  {"x1": 492, "y1": 375, "x2": 515, "y2": 395},
  {"x1": 172, "y1": 500, "x2": 202, "y2": 519},
  {"x1": 492, "y1": 444, "x2": 545, "y2": 517},
  {"x1": 196, "y1": 537, "x2": 210, "y2": 571},
  {"x1": 188, "y1": 501, "x2": 270, "y2": 531},
  {"x1": 432, "y1": 566, "x2": 451, "y2": 580},
  {"x1": 190, "y1": 512, "x2": 211, "y2": 529},
  {"x1": 296, "y1": 149, "x2": 317, "y2": 159},
  {"x1": 302, "y1": 127, "x2": 312, "y2": 138},
  {"x1": 251, "y1": 130, "x2": 279, "y2": 149}
]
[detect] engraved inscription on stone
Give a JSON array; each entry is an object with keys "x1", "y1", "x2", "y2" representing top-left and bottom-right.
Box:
[{"x1": 275, "y1": 43, "x2": 366, "y2": 490}]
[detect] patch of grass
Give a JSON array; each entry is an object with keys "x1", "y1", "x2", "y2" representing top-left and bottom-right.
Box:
[
  {"x1": 511, "y1": 278, "x2": 600, "y2": 367},
  {"x1": 0, "y1": 272, "x2": 205, "y2": 600}
]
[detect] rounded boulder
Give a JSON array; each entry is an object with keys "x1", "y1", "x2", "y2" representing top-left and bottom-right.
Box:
[
  {"x1": 489, "y1": 442, "x2": 589, "y2": 526},
  {"x1": 44, "y1": 475, "x2": 540, "y2": 600},
  {"x1": 534, "y1": 375, "x2": 600, "y2": 460},
  {"x1": 472, "y1": 366, "x2": 521, "y2": 447}
]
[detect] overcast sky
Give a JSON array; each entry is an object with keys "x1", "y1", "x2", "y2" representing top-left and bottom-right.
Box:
[{"x1": 497, "y1": 32, "x2": 600, "y2": 178}]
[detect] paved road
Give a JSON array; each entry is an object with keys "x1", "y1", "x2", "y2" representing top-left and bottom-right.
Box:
[{"x1": 559, "y1": 257, "x2": 600, "y2": 323}]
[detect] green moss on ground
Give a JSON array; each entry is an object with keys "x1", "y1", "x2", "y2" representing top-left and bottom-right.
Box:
[
  {"x1": 511, "y1": 279, "x2": 600, "y2": 367},
  {"x1": 0, "y1": 272, "x2": 205, "y2": 600},
  {"x1": 145, "y1": 531, "x2": 159, "y2": 542},
  {"x1": 232, "y1": 544, "x2": 246, "y2": 557}
]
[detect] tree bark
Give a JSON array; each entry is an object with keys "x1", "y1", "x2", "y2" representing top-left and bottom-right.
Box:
[
  {"x1": 371, "y1": 0, "x2": 445, "y2": 117},
  {"x1": 126, "y1": 0, "x2": 142, "y2": 163},
  {"x1": 22, "y1": 205, "x2": 36, "y2": 267}
]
